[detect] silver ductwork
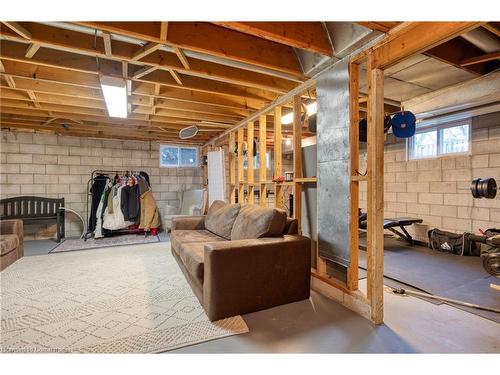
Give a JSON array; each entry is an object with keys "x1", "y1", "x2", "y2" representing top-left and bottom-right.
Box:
[{"x1": 461, "y1": 28, "x2": 500, "y2": 53}]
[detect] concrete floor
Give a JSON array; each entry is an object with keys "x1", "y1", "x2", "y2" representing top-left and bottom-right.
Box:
[{"x1": 21, "y1": 238, "x2": 500, "y2": 353}]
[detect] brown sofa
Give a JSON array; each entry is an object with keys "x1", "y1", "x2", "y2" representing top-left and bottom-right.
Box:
[
  {"x1": 170, "y1": 200, "x2": 311, "y2": 321},
  {"x1": 1, "y1": 219, "x2": 24, "y2": 271}
]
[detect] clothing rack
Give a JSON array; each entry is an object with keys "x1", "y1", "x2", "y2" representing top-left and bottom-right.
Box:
[{"x1": 83, "y1": 169, "x2": 141, "y2": 241}]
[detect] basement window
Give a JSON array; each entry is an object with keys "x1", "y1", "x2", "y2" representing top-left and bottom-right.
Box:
[
  {"x1": 160, "y1": 145, "x2": 199, "y2": 167},
  {"x1": 408, "y1": 119, "x2": 471, "y2": 160},
  {"x1": 243, "y1": 151, "x2": 271, "y2": 170}
]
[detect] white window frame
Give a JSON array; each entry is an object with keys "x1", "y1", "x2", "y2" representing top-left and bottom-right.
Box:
[
  {"x1": 159, "y1": 144, "x2": 199, "y2": 168},
  {"x1": 407, "y1": 119, "x2": 472, "y2": 161}
]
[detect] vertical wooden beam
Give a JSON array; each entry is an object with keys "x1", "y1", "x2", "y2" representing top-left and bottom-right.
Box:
[
  {"x1": 160, "y1": 22, "x2": 169, "y2": 41},
  {"x1": 347, "y1": 62, "x2": 360, "y2": 291},
  {"x1": 229, "y1": 131, "x2": 236, "y2": 204},
  {"x1": 292, "y1": 95, "x2": 303, "y2": 234},
  {"x1": 274, "y1": 106, "x2": 283, "y2": 209},
  {"x1": 259, "y1": 115, "x2": 267, "y2": 207},
  {"x1": 102, "y1": 31, "x2": 113, "y2": 57},
  {"x1": 237, "y1": 127, "x2": 245, "y2": 203},
  {"x1": 247, "y1": 121, "x2": 255, "y2": 204},
  {"x1": 366, "y1": 57, "x2": 385, "y2": 324}
]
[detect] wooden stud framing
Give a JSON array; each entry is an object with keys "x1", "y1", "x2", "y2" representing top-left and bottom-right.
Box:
[
  {"x1": 247, "y1": 121, "x2": 255, "y2": 204},
  {"x1": 237, "y1": 128, "x2": 245, "y2": 203},
  {"x1": 131, "y1": 65, "x2": 158, "y2": 79},
  {"x1": 131, "y1": 42, "x2": 164, "y2": 61},
  {"x1": 347, "y1": 62, "x2": 360, "y2": 291},
  {"x1": 160, "y1": 22, "x2": 169, "y2": 41},
  {"x1": 259, "y1": 115, "x2": 267, "y2": 207},
  {"x1": 292, "y1": 95, "x2": 302, "y2": 235},
  {"x1": 229, "y1": 131, "x2": 236, "y2": 204},
  {"x1": 174, "y1": 46, "x2": 190, "y2": 70},
  {"x1": 366, "y1": 58, "x2": 384, "y2": 324},
  {"x1": 273, "y1": 106, "x2": 283, "y2": 209},
  {"x1": 169, "y1": 69, "x2": 183, "y2": 85}
]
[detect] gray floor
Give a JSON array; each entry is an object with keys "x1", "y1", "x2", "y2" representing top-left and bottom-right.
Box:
[{"x1": 20, "y1": 236, "x2": 500, "y2": 353}]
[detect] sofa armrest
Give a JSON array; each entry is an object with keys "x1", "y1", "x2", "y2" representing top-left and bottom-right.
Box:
[
  {"x1": 171, "y1": 215, "x2": 206, "y2": 231},
  {"x1": 203, "y1": 235, "x2": 311, "y2": 320},
  {"x1": 0, "y1": 219, "x2": 24, "y2": 258}
]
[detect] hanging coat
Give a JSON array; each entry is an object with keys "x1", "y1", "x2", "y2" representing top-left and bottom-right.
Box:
[
  {"x1": 103, "y1": 185, "x2": 134, "y2": 230},
  {"x1": 139, "y1": 189, "x2": 161, "y2": 231},
  {"x1": 94, "y1": 180, "x2": 112, "y2": 238}
]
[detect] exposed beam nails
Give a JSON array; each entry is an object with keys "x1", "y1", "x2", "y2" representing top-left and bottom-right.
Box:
[
  {"x1": 24, "y1": 43, "x2": 41, "y2": 58},
  {"x1": 1, "y1": 22, "x2": 32, "y2": 39}
]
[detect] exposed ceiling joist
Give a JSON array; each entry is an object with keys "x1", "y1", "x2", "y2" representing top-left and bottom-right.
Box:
[
  {"x1": 214, "y1": 22, "x2": 334, "y2": 56},
  {"x1": 482, "y1": 23, "x2": 500, "y2": 38},
  {"x1": 169, "y1": 69, "x2": 183, "y2": 85},
  {"x1": 77, "y1": 22, "x2": 304, "y2": 77},
  {"x1": 160, "y1": 22, "x2": 169, "y2": 41},
  {"x1": 131, "y1": 65, "x2": 157, "y2": 79},
  {"x1": 1, "y1": 21, "x2": 32, "y2": 39},
  {"x1": 460, "y1": 51, "x2": 500, "y2": 66}
]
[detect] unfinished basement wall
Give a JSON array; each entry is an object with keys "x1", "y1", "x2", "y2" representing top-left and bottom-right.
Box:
[
  {"x1": 0, "y1": 131, "x2": 204, "y2": 239},
  {"x1": 359, "y1": 111, "x2": 500, "y2": 242}
]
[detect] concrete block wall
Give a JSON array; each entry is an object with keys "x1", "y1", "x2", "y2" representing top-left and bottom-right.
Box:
[
  {"x1": 359, "y1": 112, "x2": 500, "y2": 242},
  {"x1": 1, "y1": 131, "x2": 203, "y2": 239}
]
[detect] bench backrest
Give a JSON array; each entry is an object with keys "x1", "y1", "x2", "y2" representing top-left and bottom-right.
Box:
[{"x1": 0, "y1": 196, "x2": 64, "y2": 220}]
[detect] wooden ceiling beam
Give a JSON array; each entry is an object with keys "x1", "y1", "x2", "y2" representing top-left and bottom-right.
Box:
[
  {"x1": 131, "y1": 65, "x2": 157, "y2": 79},
  {"x1": 173, "y1": 46, "x2": 190, "y2": 69},
  {"x1": 1, "y1": 22, "x2": 32, "y2": 39},
  {"x1": 0, "y1": 37, "x2": 298, "y2": 94},
  {"x1": 460, "y1": 51, "x2": 500, "y2": 66},
  {"x1": 160, "y1": 22, "x2": 169, "y2": 41},
  {"x1": 482, "y1": 23, "x2": 500, "y2": 37},
  {"x1": 169, "y1": 69, "x2": 183, "y2": 85},
  {"x1": 24, "y1": 43, "x2": 41, "y2": 58},
  {"x1": 102, "y1": 31, "x2": 113, "y2": 57},
  {"x1": 131, "y1": 42, "x2": 164, "y2": 61},
  {"x1": 76, "y1": 22, "x2": 304, "y2": 76},
  {"x1": 425, "y1": 36, "x2": 499, "y2": 75},
  {"x1": 214, "y1": 22, "x2": 333, "y2": 56},
  {"x1": 366, "y1": 22, "x2": 485, "y2": 69},
  {"x1": 357, "y1": 22, "x2": 400, "y2": 33}
]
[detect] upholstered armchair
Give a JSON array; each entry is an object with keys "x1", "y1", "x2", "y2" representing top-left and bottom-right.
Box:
[{"x1": 164, "y1": 189, "x2": 208, "y2": 231}]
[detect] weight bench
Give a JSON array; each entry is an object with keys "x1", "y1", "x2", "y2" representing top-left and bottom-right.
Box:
[
  {"x1": 0, "y1": 196, "x2": 65, "y2": 242},
  {"x1": 359, "y1": 215, "x2": 423, "y2": 245}
]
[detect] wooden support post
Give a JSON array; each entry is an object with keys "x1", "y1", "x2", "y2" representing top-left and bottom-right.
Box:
[
  {"x1": 292, "y1": 95, "x2": 302, "y2": 233},
  {"x1": 274, "y1": 106, "x2": 283, "y2": 209},
  {"x1": 237, "y1": 127, "x2": 245, "y2": 203},
  {"x1": 259, "y1": 115, "x2": 267, "y2": 207},
  {"x1": 366, "y1": 57, "x2": 384, "y2": 324},
  {"x1": 229, "y1": 131, "x2": 236, "y2": 204},
  {"x1": 347, "y1": 62, "x2": 360, "y2": 291},
  {"x1": 247, "y1": 121, "x2": 255, "y2": 204}
]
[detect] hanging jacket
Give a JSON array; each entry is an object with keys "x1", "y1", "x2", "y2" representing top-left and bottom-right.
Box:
[
  {"x1": 139, "y1": 186, "x2": 160, "y2": 231},
  {"x1": 120, "y1": 184, "x2": 141, "y2": 223},
  {"x1": 88, "y1": 174, "x2": 108, "y2": 231},
  {"x1": 94, "y1": 180, "x2": 112, "y2": 238},
  {"x1": 103, "y1": 185, "x2": 134, "y2": 230}
]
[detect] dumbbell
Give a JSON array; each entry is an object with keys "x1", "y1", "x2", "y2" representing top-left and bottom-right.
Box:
[{"x1": 470, "y1": 177, "x2": 497, "y2": 199}]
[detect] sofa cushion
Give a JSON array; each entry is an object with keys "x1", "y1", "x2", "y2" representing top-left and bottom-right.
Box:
[
  {"x1": 170, "y1": 229, "x2": 225, "y2": 255},
  {"x1": 1, "y1": 234, "x2": 19, "y2": 256},
  {"x1": 205, "y1": 200, "x2": 240, "y2": 240},
  {"x1": 179, "y1": 242, "x2": 206, "y2": 284},
  {"x1": 230, "y1": 204, "x2": 288, "y2": 240}
]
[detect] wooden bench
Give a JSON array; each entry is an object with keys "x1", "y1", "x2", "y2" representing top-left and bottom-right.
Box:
[{"x1": 0, "y1": 196, "x2": 65, "y2": 242}]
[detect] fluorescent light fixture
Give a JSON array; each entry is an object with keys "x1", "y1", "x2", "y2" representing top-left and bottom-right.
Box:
[
  {"x1": 100, "y1": 76, "x2": 128, "y2": 118},
  {"x1": 281, "y1": 102, "x2": 317, "y2": 125}
]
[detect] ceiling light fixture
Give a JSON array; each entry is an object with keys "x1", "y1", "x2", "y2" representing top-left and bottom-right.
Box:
[
  {"x1": 100, "y1": 76, "x2": 128, "y2": 118},
  {"x1": 281, "y1": 102, "x2": 317, "y2": 125}
]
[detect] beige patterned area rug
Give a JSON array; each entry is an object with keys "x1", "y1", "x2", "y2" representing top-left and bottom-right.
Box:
[{"x1": 0, "y1": 242, "x2": 248, "y2": 353}]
